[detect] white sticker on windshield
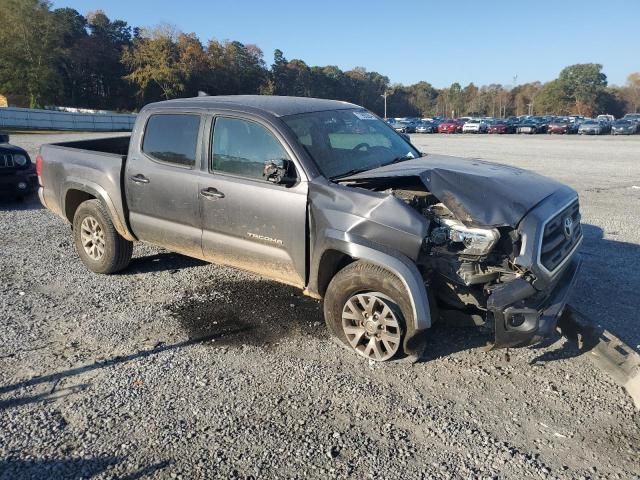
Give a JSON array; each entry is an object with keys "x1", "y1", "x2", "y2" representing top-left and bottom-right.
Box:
[{"x1": 353, "y1": 111, "x2": 377, "y2": 120}]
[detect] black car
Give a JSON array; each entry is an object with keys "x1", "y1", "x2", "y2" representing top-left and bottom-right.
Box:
[
  {"x1": 611, "y1": 119, "x2": 638, "y2": 135},
  {"x1": 0, "y1": 132, "x2": 38, "y2": 199},
  {"x1": 516, "y1": 118, "x2": 545, "y2": 134}
]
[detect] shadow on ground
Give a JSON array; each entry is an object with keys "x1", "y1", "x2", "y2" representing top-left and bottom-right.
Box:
[
  {"x1": 126, "y1": 251, "x2": 208, "y2": 274},
  {"x1": 0, "y1": 457, "x2": 171, "y2": 480},
  {"x1": 167, "y1": 277, "x2": 325, "y2": 349},
  {"x1": 0, "y1": 194, "x2": 42, "y2": 211}
]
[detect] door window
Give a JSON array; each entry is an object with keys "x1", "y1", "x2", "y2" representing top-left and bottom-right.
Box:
[
  {"x1": 142, "y1": 114, "x2": 200, "y2": 166},
  {"x1": 211, "y1": 117, "x2": 289, "y2": 180}
]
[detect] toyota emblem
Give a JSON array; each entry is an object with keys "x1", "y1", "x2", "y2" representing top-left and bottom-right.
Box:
[{"x1": 563, "y1": 216, "x2": 574, "y2": 238}]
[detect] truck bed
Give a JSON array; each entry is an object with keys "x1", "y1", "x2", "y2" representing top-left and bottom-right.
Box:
[
  {"x1": 38, "y1": 135, "x2": 134, "y2": 240},
  {"x1": 48, "y1": 135, "x2": 131, "y2": 157}
]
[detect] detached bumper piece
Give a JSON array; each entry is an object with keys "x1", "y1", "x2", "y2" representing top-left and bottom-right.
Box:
[
  {"x1": 558, "y1": 306, "x2": 640, "y2": 409},
  {"x1": 488, "y1": 257, "x2": 581, "y2": 349}
]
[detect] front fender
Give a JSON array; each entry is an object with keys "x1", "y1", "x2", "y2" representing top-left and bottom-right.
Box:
[{"x1": 309, "y1": 228, "x2": 432, "y2": 334}]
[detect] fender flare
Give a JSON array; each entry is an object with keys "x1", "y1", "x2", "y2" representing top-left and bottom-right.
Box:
[
  {"x1": 63, "y1": 178, "x2": 136, "y2": 241},
  {"x1": 310, "y1": 229, "x2": 432, "y2": 332}
]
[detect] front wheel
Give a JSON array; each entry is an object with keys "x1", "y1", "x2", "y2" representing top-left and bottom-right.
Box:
[
  {"x1": 324, "y1": 261, "x2": 412, "y2": 361},
  {"x1": 73, "y1": 199, "x2": 133, "y2": 274}
]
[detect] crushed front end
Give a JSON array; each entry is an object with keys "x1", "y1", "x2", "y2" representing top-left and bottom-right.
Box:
[{"x1": 396, "y1": 187, "x2": 583, "y2": 349}]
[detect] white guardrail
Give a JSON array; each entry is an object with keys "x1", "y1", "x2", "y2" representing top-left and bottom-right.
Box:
[{"x1": 0, "y1": 107, "x2": 136, "y2": 131}]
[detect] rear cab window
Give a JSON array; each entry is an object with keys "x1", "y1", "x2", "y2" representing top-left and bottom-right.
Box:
[{"x1": 142, "y1": 114, "x2": 201, "y2": 167}]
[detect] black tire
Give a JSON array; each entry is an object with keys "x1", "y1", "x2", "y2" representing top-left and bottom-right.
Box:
[
  {"x1": 72, "y1": 199, "x2": 133, "y2": 274},
  {"x1": 324, "y1": 261, "x2": 413, "y2": 361}
]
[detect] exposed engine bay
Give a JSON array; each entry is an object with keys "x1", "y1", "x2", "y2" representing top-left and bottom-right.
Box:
[
  {"x1": 336, "y1": 178, "x2": 528, "y2": 328},
  {"x1": 392, "y1": 187, "x2": 528, "y2": 325}
]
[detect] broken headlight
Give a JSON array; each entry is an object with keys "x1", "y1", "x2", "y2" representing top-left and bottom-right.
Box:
[{"x1": 434, "y1": 219, "x2": 500, "y2": 256}]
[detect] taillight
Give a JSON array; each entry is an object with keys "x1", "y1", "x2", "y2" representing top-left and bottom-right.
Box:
[
  {"x1": 35, "y1": 155, "x2": 43, "y2": 176},
  {"x1": 36, "y1": 154, "x2": 43, "y2": 186}
]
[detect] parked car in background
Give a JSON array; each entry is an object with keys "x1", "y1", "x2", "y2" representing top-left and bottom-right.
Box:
[
  {"x1": 516, "y1": 118, "x2": 545, "y2": 134},
  {"x1": 415, "y1": 121, "x2": 436, "y2": 133},
  {"x1": 578, "y1": 120, "x2": 605, "y2": 135},
  {"x1": 547, "y1": 118, "x2": 578, "y2": 135},
  {"x1": 391, "y1": 120, "x2": 417, "y2": 133},
  {"x1": 622, "y1": 113, "x2": 640, "y2": 124},
  {"x1": 611, "y1": 119, "x2": 638, "y2": 135},
  {"x1": 462, "y1": 119, "x2": 487, "y2": 133},
  {"x1": 0, "y1": 132, "x2": 38, "y2": 200},
  {"x1": 596, "y1": 118, "x2": 612, "y2": 134},
  {"x1": 488, "y1": 119, "x2": 516, "y2": 134},
  {"x1": 437, "y1": 119, "x2": 460, "y2": 134},
  {"x1": 596, "y1": 114, "x2": 615, "y2": 123}
]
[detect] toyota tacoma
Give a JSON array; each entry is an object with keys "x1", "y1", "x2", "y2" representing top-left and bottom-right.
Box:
[{"x1": 37, "y1": 96, "x2": 582, "y2": 361}]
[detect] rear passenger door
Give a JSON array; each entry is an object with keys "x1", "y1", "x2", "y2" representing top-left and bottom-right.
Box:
[
  {"x1": 199, "y1": 115, "x2": 308, "y2": 287},
  {"x1": 125, "y1": 112, "x2": 204, "y2": 255}
]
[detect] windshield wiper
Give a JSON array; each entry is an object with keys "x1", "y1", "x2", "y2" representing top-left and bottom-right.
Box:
[
  {"x1": 333, "y1": 153, "x2": 421, "y2": 180},
  {"x1": 385, "y1": 153, "x2": 416, "y2": 166},
  {"x1": 331, "y1": 168, "x2": 372, "y2": 180}
]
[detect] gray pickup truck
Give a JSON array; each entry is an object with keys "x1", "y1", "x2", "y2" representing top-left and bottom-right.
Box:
[{"x1": 38, "y1": 95, "x2": 582, "y2": 361}]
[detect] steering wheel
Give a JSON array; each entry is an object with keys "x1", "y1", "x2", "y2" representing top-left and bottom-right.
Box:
[{"x1": 352, "y1": 142, "x2": 371, "y2": 151}]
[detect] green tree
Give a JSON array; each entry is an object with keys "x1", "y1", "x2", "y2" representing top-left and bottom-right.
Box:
[
  {"x1": 0, "y1": 0, "x2": 64, "y2": 107},
  {"x1": 122, "y1": 25, "x2": 184, "y2": 101},
  {"x1": 535, "y1": 79, "x2": 572, "y2": 115},
  {"x1": 558, "y1": 63, "x2": 607, "y2": 116}
]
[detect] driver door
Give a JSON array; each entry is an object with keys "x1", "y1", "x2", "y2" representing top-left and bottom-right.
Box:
[{"x1": 199, "y1": 115, "x2": 308, "y2": 287}]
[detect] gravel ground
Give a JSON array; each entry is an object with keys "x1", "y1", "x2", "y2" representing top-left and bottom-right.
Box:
[{"x1": 0, "y1": 132, "x2": 639, "y2": 479}]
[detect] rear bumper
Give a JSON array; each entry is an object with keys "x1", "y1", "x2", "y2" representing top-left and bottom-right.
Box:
[
  {"x1": 488, "y1": 256, "x2": 581, "y2": 349},
  {"x1": 0, "y1": 170, "x2": 38, "y2": 196}
]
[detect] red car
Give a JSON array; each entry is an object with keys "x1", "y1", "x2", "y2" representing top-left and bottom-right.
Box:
[
  {"x1": 547, "y1": 118, "x2": 577, "y2": 134},
  {"x1": 487, "y1": 121, "x2": 515, "y2": 134},
  {"x1": 438, "y1": 119, "x2": 464, "y2": 134}
]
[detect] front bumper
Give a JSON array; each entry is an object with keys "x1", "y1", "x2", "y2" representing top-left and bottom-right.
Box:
[
  {"x1": 487, "y1": 256, "x2": 581, "y2": 349},
  {"x1": 0, "y1": 170, "x2": 38, "y2": 196}
]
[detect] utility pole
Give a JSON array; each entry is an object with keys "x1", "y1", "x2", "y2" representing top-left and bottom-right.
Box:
[{"x1": 381, "y1": 92, "x2": 390, "y2": 119}]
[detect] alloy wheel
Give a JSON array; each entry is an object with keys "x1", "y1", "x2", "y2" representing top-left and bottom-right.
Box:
[
  {"x1": 341, "y1": 292, "x2": 402, "y2": 361},
  {"x1": 80, "y1": 215, "x2": 105, "y2": 261}
]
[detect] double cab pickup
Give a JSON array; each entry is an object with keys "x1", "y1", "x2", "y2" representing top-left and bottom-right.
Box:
[{"x1": 38, "y1": 96, "x2": 582, "y2": 361}]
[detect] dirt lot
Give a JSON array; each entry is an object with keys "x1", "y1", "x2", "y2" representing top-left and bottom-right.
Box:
[{"x1": 1, "y1": 132, "x2": 639, "y2": 479}]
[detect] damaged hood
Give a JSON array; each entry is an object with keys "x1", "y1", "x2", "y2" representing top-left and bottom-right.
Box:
[{"x1": 339, "y1": 154, "x2": 567, "y2": 227}]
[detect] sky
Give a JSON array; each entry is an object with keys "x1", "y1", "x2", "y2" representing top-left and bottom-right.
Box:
[{"x1": 53, "y1": 0, "x2": 638, "y2": 88}]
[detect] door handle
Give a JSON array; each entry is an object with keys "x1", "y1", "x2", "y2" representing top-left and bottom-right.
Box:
[
  {"x1": 200, "y1": 187, "x2": 225, "y2": 199},
  {"x1": 130, "y1": 174, "x2": 150, "y2": 184}
]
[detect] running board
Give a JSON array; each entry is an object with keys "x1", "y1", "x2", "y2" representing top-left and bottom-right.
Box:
[{"x1": 557, "y1": 305, "x2": 640, "y2": 409}]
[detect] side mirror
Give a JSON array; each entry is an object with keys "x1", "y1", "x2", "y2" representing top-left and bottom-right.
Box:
[
  {"x1": 0, "y1": 132, "x2": 9, "y2": 143},
  {"x1": 263, "y1": 159, "x2": 297, "y2": 186}
]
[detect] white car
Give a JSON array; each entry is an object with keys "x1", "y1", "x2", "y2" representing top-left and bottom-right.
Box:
[
  {"x1": 596, "y1": 114, "x2": 615, "y2": 123},
  {"x1": 462, "y1": 119, "x2": 486, "y2": 133}
]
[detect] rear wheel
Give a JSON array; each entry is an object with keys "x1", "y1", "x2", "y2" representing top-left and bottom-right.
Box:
[
  {"x1": 324, "y1": 261, "x2": 412, "y2": 361},
  {"x1": 73, "y1": 199, "x2": 133, "y2": 274}
]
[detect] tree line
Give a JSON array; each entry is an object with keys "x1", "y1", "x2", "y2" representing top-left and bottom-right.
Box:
[{"x1": 1, "y1": 0, "x2": 639, "y2": 118}]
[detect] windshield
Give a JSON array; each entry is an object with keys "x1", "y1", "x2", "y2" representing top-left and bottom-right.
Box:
[{"x1": 283, "y1": 109, "x2": 421, "y2": 179}]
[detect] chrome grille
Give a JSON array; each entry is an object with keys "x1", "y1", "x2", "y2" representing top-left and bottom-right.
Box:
[
  {"x1": 0, "y1": 153, "x2": 14, "y2": 168},
  {"x1": 540, "y1": 199, "x2": 582, "y2": 272}
]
